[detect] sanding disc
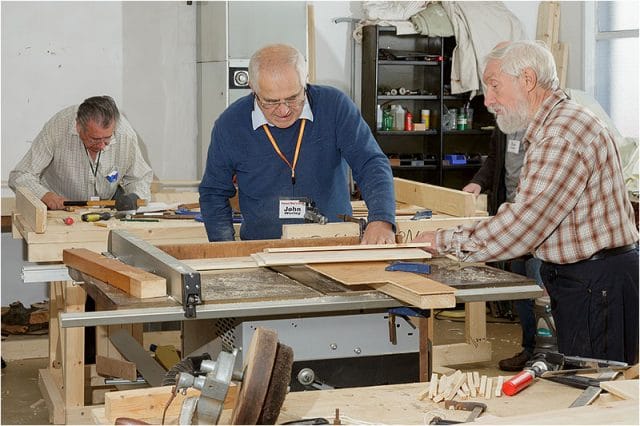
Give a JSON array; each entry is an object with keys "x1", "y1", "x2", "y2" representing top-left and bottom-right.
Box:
[
  {"x1": 258, "y1": 342, "x2": 294, "y2": 424},
  {"x1": 230, "y1": 327, "x2": 278, "y2": 425}
]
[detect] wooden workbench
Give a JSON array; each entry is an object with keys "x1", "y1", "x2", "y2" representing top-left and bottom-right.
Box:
[{"x1": 90, "y1": 377, "x2": 638, "y2": 424}]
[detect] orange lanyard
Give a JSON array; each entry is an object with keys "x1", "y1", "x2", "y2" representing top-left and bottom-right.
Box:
[{"x1": 262, "y1": 119, "x2": 306, "y2": 185}]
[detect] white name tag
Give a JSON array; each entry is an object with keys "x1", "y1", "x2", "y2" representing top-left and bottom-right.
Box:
[
  {"x1": 507, "y1": 139, "x2": 521, "y2": 154},
  {"x1": 279, "y1": 199, "x2": 306, "y2": 219}
]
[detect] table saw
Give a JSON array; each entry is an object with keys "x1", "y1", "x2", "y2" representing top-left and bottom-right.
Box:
[{"x1": 39, "y1": 229, "x2": 543, "y2": 423}]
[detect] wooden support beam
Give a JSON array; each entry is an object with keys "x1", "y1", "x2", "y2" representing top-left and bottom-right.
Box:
[
  {"x1": 63, "y1": 248, "x2": 166, "y2": 298},
  {"x1": 394, "y1": 178, "x2": 477, "y2": 217},
  {"x1": 15, "y1": 187, "x2": 47, "y2": 233}
]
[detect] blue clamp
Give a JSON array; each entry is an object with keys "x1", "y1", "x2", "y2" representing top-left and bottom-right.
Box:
[
  {"x1": 411, "y1": 209, "x2": 433, "y2": 220},
  {"x1": 385, "y1": 261, "x2": 431, "y2": 274}
]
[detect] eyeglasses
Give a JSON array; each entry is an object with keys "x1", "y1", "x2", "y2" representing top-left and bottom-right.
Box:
[
  {"x1": 255, "y1": 89, "x2": 306, "y2": 110},
  {"x1": 85, "y1": 136, "x2": 112, "y2": 146}
]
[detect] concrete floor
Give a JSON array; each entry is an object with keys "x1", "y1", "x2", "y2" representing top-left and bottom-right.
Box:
[{"x1": 0, "y1": 313, "x2": 523, "y2": 425}]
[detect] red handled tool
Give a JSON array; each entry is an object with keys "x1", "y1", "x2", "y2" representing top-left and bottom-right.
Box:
[{"x1": 502, "y1": 360, "x2": 549, "y2": 396}]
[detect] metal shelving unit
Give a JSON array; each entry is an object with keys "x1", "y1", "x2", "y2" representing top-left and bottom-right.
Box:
[{"x1": 361, "y1": 25, "x2": 494, "y2": 188}]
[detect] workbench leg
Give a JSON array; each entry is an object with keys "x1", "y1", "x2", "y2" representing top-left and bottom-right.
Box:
[
  {"x1": 62, "y1": 282, "x2": 86, "y2": 416},
  {"x1": 49, "y1": 281, "x2": 64, "y2": 369},
  {"x1": 465, "y1": 302, "x2": 487, "y2": 343},
  {"x1": 417, "y1": 310, "x2": 434, "y2": 382}
]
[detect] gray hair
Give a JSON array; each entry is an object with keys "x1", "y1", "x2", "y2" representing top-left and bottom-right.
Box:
[
  {"x1": 77, "y1": 95, "x2": 120, "y2": 130},
  {"x1": 485, "y1": 40, "x2": 559, "y2": 90},
  {"x1": 248, "y1": 44, "x2": 307, "y2": 93}
]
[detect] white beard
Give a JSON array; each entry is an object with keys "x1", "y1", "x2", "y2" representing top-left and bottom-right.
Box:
[{"x1": 489, "y1": 93, "x2": 531, "y2": 134}]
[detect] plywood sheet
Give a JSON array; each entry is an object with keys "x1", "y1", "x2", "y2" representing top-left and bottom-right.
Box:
[{"x1": 308, "y1": 261, "x2": 456, "y2": 309}]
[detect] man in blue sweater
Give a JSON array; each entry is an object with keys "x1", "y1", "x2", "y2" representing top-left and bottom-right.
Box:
[{"x1": 199, "y1": 44, "x2": 396, "y2": 242}]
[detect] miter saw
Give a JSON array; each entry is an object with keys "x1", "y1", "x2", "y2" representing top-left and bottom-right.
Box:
[{"x1": 116, "y1": 327, "x2": 293, "y2": 425}]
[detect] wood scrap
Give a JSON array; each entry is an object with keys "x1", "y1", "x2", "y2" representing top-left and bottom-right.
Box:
[
  {"x1": 15, "y1": 187, "x2": 47, "y2": 233},
  {"x1": 262, "y1": 242, "x2": 430, "y2": 253},
  {"x1": 599, "y1": 379, "x2": 639, "y2": 401},
  {"x1": 495, "y1": 376, "x2": 504, "y2": 397},
  {"x1": 96, "y1": 355, "x2": 137, "y2": 381},
  {"x1": 484, "y1": 377, "x2": 493, "y2": 400}
]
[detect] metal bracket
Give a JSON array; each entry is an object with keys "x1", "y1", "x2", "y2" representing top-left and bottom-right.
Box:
[{"x1": 108, "y1": 229, "x2": 202, "y2": 318}]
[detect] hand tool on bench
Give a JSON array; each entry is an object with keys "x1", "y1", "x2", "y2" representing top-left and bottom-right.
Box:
[
  {"x1": 64, "y1": 198, "x2": 147, "y2": 208},
  {"x1": 429, "y1": 401, "x2": 486, "y2": 424},
  {"x1": 81, "y1": 211, "x2": 113, "y2": 222}
]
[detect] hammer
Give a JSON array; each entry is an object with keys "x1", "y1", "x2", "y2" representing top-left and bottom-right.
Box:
[{"x1": 429, "y1": 401, "x2": 486, "y2": 424}]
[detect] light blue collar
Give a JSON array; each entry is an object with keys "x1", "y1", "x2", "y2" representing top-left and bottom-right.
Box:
[{"x1": 251, "y1": 96, "x2": 314, "y2": 130}]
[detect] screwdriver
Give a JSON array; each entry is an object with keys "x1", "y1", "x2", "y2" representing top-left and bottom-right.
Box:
[{"x1": 81, "y1": 212, "x2": 112, "y2": 222}]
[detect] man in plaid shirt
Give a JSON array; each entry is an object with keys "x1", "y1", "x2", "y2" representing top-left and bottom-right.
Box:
[{"x1": 415, "y1": 41, "x2": 638, "y2": 365}]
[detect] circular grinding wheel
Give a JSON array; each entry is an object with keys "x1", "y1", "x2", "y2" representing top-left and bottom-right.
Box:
[
  {"x1": 258, "y1": 342, "x2": 294, "y2": 424},
  {"x1": 230, "y1": 327, "x2": 278, "y2": 425}
]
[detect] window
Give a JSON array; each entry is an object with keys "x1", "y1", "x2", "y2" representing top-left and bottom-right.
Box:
[{"x1": 586, "y1": 1, "x2": 639, "y2": 138}]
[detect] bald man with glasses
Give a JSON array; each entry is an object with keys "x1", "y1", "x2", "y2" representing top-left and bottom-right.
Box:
[
  {"x1": 9, "y1": 95, "x2": 153, "y2": 210},
  {"x1": 199, "y1": 44, "x2": 396, "y2": 243}
]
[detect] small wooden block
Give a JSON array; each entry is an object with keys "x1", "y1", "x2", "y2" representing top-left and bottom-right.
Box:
[
  {"x1": 484, "y1": 377, "x2": 493, "y2": 400},
  {"x1": 479, "y1": 375, "x2": 487, "y2": 395},
  {"x1": 495, "y1": 376, "x2": 504, "y2": 397}
]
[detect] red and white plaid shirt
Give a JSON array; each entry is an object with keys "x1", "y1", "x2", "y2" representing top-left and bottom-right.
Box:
[{"x1": 437, "y1": 90, "x2": 638, "y2": 264}]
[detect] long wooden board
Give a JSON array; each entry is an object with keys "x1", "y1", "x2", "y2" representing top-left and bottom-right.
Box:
[
  {"x1": 263, "y1": 242, "x2": 430, "y2": 253},
  {"x1": 251, "y1": 248, "x2": 430, "y2": 267},
  {"x1": 394, "y1": 178, "x2": 477, "y2": 217},
  {"x1": 16, "y1": 187, "x2": 47, "y2": 233},
  {"x1": 308, "y1": 261, "x2": 456, "y2": 309},
  {"x1": 63, "y1": 248, "x2": 166, "y2": 298},
  {"x1": 156, "y1": 236, "x2": 361, "y2": 260},
  {"x1": 600, "y1": 379, "x2": 639, "y2": 401}
]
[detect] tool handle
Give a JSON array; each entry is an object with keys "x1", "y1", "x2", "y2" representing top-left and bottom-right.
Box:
[
  {"x1": 81, "y1": 212, "x2": 111, "y2": 222},
  {"x1": 502, "y1": 370, "x2": 535, "y2": 396}
]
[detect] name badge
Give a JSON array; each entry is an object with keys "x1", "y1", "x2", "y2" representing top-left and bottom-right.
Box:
[
  {"x1": 279, "y1": 199, "x2": 306, "y2": 219},
  {"x1": 106, "y1": 170, "x2": 119, "y2": 183},
  {"x1": 507, "y1": 139, "x2": 521, "y2": 154}
]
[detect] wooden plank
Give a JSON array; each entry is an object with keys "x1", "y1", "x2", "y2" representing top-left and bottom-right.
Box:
[
  {"x1": 96, "y1": 355, "x2": 137, "y2": 381},
  {"x1": 15, "y1": 187, "x2": 47, "y2": 233},
  {"x1": 63, "y1": 282, "x2": 86, "y2": 411},
  {"x1": 394, "y1": 178, "x2": 476, "y2": 217},
  {"x1": 552, "y1": 42, "x2": 568, "y2": 89},
  {"x1": 433, "y1": 341, "x2": 492, "y2": 370},
  {"x1": 251, "y1": 248, "x2": 430, "y2": 267},
  {"x1": 281, "y1": 222, "x2": 360, "y2": 239},
  {"x1": 156, "y1": 236, "x2": 361, "y2": 259},
  {"x1": 63, "y1": 248, "x2": 166, "y2": 298},
  {"x1": 396, "y1": 216, "x2": 489, "y2": 243},
  {"x1": 308, "y1": 261, "x2": 456, "y2": 309},
  {"x1": 600, "y1": 379, "x2": 639, "y2": 401},
  {"x1": 536, "y1": 1, "x2": 560, "y2": 47},
  {"x1": 102, "y1": 384, "x2": 237, "y2": 424},
  {"x1": 182, "y1": 256, "x2": 258, "y2": 270},
  {"x1": 38, "y1": 368, "x2": 65, "y2": 424},
  {"x1": 263, "y1": 242, "x2": 429, "y2": 253}
]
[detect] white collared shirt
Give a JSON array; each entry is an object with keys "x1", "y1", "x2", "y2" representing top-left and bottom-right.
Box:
[{"x1": 251, "y1": 96, "x2": 314, "y2": 130}]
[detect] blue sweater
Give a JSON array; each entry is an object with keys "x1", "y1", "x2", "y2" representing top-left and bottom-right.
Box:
[{"x1": 199, "y1": 84, "x2": 395, "y2": 241}]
